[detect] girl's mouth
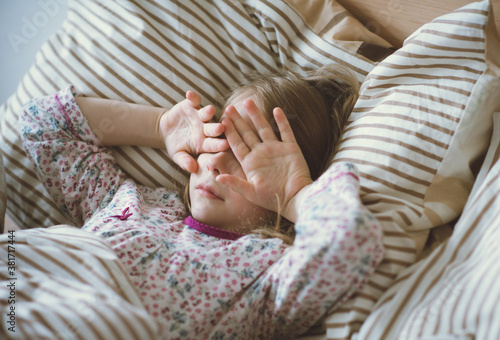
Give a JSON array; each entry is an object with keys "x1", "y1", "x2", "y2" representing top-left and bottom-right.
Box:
[{"x1": 196, "y1": 184, "x2": 224, "y2": 201}]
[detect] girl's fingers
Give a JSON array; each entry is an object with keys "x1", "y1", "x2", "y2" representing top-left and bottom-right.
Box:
[
  {"x1": 172, "y1": 152, "x2": 198, "y2": 173},
  {"x1": 186, "y1": 91, "x2": 202, "y2": 109},
  {"x1": 225, "y1": 105, "x2": 261, "y2": 150},
  {"x1": 221, "y1": 117, "x2": 250, "y2": 163},
  {"x1": 244, "y1": 99, "x2": 278, "y2": 142},
  {"x1": 186, "y1": 91, "x2": 214, "y2": 122},
  {"x1": 216, "y1": 174, "x2": 254, "y2": 198},
  {"x1": 203, "y1": 123, "x2": 224, "y2": 137},
  {"x1": 273, "y1": 107, "x2": 297, "y2": 143},
  {"x1": 202, "y1": 138, "x2": 229, "y2": 153},
  {"x1": 198, "y1": 105, "x2": 215, "y2": 122}
]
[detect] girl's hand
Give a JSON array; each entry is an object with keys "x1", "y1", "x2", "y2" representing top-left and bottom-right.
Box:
[
  {"x1": 160, "y1": 91, "x2": 229, "y2": 173},
  {"x1": 216, "y1": 99, "x2": 313, "y2": 221}
]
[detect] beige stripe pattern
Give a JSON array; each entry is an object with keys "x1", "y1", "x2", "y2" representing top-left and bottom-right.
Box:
[
  {"x1": 357, "y1": 112, "x2": 500, "y2": 339},
  {"x1": 327, "y1": 1, "x2": 500, "y2": 338},
  {"x1": 0, "y1": 0, "x2": 375, "y2": 230},
  {"x1": 0, "y1": 225, "x2": 161, "y2": 339}
]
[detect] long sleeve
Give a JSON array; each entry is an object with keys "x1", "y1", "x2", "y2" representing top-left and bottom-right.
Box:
[
  {"x1": 227, "y1": 162, "x2": 385, "y2": 339},
  {"x1": 21, "y1": 86, "x2": 126, "y2": 226}
]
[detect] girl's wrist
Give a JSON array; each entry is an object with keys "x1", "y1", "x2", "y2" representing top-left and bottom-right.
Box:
[
  {"x1": 155, "y1": 110, "x2": 169, "y2": 150},
  {"x1": 281, "y1": 182, "x2": 312, "y2": 223}
]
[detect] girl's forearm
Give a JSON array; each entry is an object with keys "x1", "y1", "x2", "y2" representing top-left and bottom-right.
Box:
[{"x1": 76, "y1": 97, "x2": 166, "y2": 148}]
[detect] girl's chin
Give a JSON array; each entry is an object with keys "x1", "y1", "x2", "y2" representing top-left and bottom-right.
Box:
[{"x1": 190, "y1": 211, "x2": 225, "y2": 228}]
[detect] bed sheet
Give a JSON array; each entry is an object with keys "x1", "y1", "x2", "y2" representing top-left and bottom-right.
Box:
[{"x1": 0, "y1": 225, "x2": 161, "y2": 339}]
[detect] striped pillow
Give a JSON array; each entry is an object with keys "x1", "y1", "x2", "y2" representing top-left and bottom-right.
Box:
[
  {"x1": 326, "y1": 0, "x2": 500, "y2": 338},
  {"x1": 0, "y1": 0, "x2": 377, "y2": 228},
  {"x1": 356, "y1": 112, "x2": 500, "y2": 339}
]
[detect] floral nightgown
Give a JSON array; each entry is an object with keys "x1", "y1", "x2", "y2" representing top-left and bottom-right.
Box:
[{"x1": 20, "y1": 86, "x2": 384, "y2": 339}]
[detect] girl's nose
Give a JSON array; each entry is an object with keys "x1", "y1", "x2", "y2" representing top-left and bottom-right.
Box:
[{"x1": 206, "y1": 152, "x2": 229, "y2": 175}]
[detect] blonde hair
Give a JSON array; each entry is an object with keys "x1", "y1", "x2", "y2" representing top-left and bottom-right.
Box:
[{"x1": 185, "y1": 64, "x2": 359, "y2": 244}]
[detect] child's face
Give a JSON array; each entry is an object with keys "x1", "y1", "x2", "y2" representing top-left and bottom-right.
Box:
[{"x1": 188, "y1": 97, "x2": 273, "y2": 232}]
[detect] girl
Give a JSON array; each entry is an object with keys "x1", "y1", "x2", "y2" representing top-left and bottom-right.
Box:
[{"x1": 19, "y1": 65, "x2": 384, "y2": 339}]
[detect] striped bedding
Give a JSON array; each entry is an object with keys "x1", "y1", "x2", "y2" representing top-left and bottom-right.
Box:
[
  {"x1": 1, "y1": 0, "x2": 500, "y2": 339},
  {"x1": 327, "y1": 1, "x2": 500, "y2": 337},
  {"x1": 0, "y1": 225, "x2": 162, "y2": 339},
  {"x1": 356, "y1": 112, "x2": 500, "y2": 339}
]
